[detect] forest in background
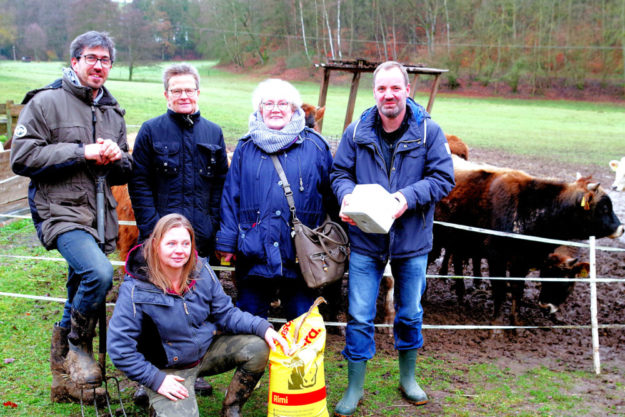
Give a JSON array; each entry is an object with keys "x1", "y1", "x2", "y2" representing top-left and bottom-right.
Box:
[{"x1": 0, "y1": 0, "x2": 624, "y2": 95}]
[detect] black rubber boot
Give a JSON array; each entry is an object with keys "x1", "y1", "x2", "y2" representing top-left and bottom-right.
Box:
[
  {"x1": 65, "y1": 310, "x2": 102, "y2": 386},
  {"x1": 334, "y1": 360, "x2": 366, "y2": 417},
  {"x1": 398, "y1": 349, "x2": 428, "y2": 406},
  {"x1": 50, "y1": 323, "x2": 106, "y2": 404},
  {"x1": 221, "y1": 368, "x2": 264, "y2": 417},
  {"x1": 194, "y1": 376, "x2": 213, "y2": 396}
]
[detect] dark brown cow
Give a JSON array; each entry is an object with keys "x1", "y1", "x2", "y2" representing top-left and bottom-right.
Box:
[
  {"x1": 435, "y1": 164, "x2": 623, "y2": 325},
  {"x1": 538, "y1": 247, "x2": 590, "y2": 315}
]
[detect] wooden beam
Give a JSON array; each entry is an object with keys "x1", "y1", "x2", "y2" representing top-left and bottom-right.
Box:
[
  {"x1": 410, "y1": 73, "x2": 420, "y2": 99},
  {"x1": 316, "y1": 68, "x2": 331, "y2": 133},
  {"x1": 426, "y1": 74, "x2": 443, "y2": 114},
  {"x1": 343, "y1": 71, "x2": 361, "y2": 132}
]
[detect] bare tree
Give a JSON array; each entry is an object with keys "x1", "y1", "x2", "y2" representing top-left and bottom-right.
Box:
[{"x1": 24, "y1": 23, "x2": 47, "y2": 60}]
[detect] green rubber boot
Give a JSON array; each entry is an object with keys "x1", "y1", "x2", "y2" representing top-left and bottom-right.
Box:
[
  {"x1": 398, "y1": 349, "x2": 428, "y2": 406},
  {"x1": 333, "y1": 361, "x2": 366, "y2": 417}
]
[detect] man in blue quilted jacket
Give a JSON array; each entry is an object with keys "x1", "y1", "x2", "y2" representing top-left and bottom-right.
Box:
[{"x1": 331, "y1": 61, "x2": 455, "y2": 416}]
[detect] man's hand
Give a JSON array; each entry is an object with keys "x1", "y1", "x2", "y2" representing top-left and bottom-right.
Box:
[
  {"x1": 84, "y1": 138, "x2": 122, "y2": 165},
  {"x1": 215, "y1": 250, "x2": 235, "y2": 266},
  {"x1": 338, "y1": 194, "x2": 357, "y2": 226},
  {"x1": 157, "y1": 375, "x2": 189, "y2": 401},
  {"x1": 391, "y1": 191, "x2": 408, "y2": 219},
  {"x1": 264, "y1": 327, "x2": 291, "y2": 355}
]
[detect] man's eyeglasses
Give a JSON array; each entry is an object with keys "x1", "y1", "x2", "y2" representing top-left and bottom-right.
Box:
[
  {"x1": 168, "y1": 88, "x2": 198, "y2": 98},
  {"x1": 79, "y1": 55, "x2": 112, "y2": 68},
  {"x1": 261, "y1": 101, "x2": 290, "y2": 111}
]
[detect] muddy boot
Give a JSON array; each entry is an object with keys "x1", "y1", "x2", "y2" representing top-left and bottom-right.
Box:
[
  {"x1": 334, "y1": 360, "x2": 366, "y2": 417},
  {"x1": 133, "y1": 385, "x2": 149, "y2": 408},
  {"x1": 220, "y1": 368, "x2": 264, "y2": 417},
  {"x1": 194, "y1": 376, "x2": 213, "y2": 396},
  {"x1": 65, "y1": 310, "x2": 102, "y2": 386},
  {"x1": 398, "y1": 349, "x2": 428, "y2": 406},
  {"x1": 50, "y1": 323, "x2": 106, "y2": 404}
]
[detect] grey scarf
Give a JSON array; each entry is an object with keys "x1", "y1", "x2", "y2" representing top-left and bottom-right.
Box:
[{"x1": 247, "y1": 108, "x2": 306, "y2": 154}]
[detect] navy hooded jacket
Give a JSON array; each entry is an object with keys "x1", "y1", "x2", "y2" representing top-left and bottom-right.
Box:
[{"x1": 330, "y1": 99, "x2": 455, "y2": 260}]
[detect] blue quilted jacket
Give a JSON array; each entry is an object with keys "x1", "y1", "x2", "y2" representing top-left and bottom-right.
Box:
[{"x1": 215, "y1": 127, "x2": 335, "y2": 279}]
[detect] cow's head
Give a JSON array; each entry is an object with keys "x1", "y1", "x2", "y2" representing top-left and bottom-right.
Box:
[
  {"x1": 538, "y1": 252, "x2": 589, "y2": 314},
  {"x1": 301, "y1": 103, "x2": 325, "y2": 132},
  {"x1": 609, "y1": 157, "x2": 625, "y2": 191},
  {"x1": 570, "y1": 174, "x2": 623, "y2": 239}
]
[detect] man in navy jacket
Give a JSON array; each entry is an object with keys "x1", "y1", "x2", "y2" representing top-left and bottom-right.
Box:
[
  {"x1": 331, "y1": 61, "x2": 455, "y2": 416},
  {"x1": 128, "y1": 63, "x2": 228, "y2": 401}
]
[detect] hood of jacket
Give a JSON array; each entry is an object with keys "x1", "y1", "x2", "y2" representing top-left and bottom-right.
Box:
[{"x1": 124, "y1": 244, "x2": 150, "y2": 283}]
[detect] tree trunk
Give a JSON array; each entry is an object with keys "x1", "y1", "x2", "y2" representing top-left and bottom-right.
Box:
[
  {"x1": 336, "y1": 0, "x2": 342, "y2": 59},
  {"x1": 322, "y1": 0, "x2": 335, "y2": 59},
  {"x1": 298, "y1": 0, "x2": 311, "y2": 61}
]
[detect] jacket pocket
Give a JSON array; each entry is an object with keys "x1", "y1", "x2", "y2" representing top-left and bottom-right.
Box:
[
  {"x1": 51, "y1": 126, "x2": 90, "y2": 145},
  {"x1": 397, "y1": 147, "x2": 426, "y2": 186},
  {"x1": 48, "y1": 192, "x2": 95, "y2": 227},
  {"x1": 237, "y1": 219, "x2": 265, "y2": 260},
  {"x1": 153, "y1": 141, "x2": 180, "y2": 177},
  {"x1": 197, "y1": 143, "x2": 223, "y2": 179}
]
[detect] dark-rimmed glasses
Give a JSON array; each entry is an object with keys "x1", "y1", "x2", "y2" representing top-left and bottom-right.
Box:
[{"x1": 79, "y1": 54, "x2": 112, "y2": 68}]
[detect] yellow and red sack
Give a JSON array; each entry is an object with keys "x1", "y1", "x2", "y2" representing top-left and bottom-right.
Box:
[{"x1": 267, "y1": 297, "x2": 329, "y2": 417}]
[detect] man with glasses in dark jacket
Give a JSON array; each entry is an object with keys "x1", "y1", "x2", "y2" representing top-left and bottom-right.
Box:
[
  {"x1": 331, "y1": 61, "x2": 455, "y2": 416},
  {"x1": 11, "y1": 31, "x2": 132, "y2": 404},
  {"x1": 128, "y1": 63, "x2": 229, "y2": 402}
]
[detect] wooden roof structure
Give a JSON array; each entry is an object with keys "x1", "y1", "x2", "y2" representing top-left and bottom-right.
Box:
[{"x1": 314, "y1": 59, "x2": 448, "y2": 133}]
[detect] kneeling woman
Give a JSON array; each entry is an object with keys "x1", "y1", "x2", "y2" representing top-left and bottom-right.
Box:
[{"x1": 108, "y1": 214, "x2": 287, "y2": 417}]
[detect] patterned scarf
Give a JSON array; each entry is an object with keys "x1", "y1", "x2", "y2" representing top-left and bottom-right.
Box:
[{"x1": 247, "y1": 108, "x2": 306, "y2": 154}]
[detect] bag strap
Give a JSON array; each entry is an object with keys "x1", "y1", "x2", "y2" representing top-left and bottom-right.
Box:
[{"x1": 270, "y1": 154, "x2": 298, "y2": 222}]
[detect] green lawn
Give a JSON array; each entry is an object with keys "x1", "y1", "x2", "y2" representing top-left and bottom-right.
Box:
[{"x1": 1, "y1": 60, "x2": 623, "y2": 166}]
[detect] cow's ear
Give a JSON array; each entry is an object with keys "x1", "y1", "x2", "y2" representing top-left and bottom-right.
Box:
[
  {"x1": 576, "y1": 263, "x2": 590, "y2": 278},
  {"x1": 315, "y1": 107, "x2": 325, "y2": 122},
  {"x1": 579, "y1": 192, "x2": 593, "y2": 210},
  {"x1": 609, "y1": 160, "x2": 619, "y2": 172}
]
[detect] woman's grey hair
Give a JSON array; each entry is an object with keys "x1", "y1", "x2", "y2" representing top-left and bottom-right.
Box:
[
  {"x1": 163, "y1": 63, "x2": 200, "y2": 91},
  {"x1": 252, "y1": 79, "x2": 302, "y2": 111},
  {"x1": 373, "y1": 61, "x2": 409, "y2": 88},
  {"x1": 70, "y1": 31, "x2": 116, "y2": 63}
]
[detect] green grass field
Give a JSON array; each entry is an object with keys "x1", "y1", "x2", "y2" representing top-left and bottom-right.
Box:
[
  {"x1": 1, "y1": 61, "x2": 624, "y2": 416},
  {"x1": 1, "y1": 60, "x2": 623, "y2": 166}
]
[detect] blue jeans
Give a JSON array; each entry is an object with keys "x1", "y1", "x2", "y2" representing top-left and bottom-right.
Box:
[
  {"x1": 56, "y1": 230, "x2": 113, "y2": 328},
  {"x1": 236, "y1": 276, "x2": 315, "y2": 321},
  {"x1": 343, "y1": 251, "x2": 427, "y2": 362}
]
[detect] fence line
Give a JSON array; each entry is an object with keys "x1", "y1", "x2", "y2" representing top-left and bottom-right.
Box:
[
  {"x1": 1, "y1": 214, "x2": 624, "y2": 374},
  {"x1": 3, "y1": 212, "x2": 623, "y2": 252}
]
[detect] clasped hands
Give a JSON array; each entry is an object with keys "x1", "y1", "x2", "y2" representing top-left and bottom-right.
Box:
[{"x1": 84, "y1": 138, "x2": 122, "y2": 165}]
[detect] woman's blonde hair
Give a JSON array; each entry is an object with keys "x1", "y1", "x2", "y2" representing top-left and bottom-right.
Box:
[{"x1": 142, "y1": 213, "x2": 198, "y2": 293}]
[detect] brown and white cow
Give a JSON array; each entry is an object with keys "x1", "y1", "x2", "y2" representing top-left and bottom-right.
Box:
[{"x1": 435, "y1": 164, "x2": 622, "y2": 326}]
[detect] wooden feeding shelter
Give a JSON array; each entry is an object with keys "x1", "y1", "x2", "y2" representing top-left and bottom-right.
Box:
[{"x1": 314, "y1": 59, "x2": 448, "y2": 133}]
